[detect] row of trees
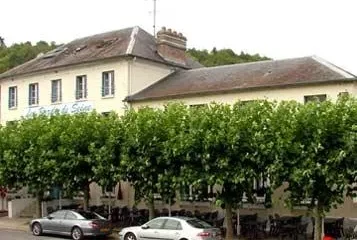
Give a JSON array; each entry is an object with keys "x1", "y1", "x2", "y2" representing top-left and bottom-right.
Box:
[{"x1": 0, "y1": 98, "x2": 356, "y2": 240}]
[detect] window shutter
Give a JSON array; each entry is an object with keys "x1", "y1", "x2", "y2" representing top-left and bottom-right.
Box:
[
  {"x1": 8, "y1": 88, "x2": 11, "y2": 108},
  {"x1": 59, "y1": 80, "x2": 62, "y2": 101},
  {"x1": 36, "y1": 84, "x2": 39, "y2": 104},
  {"x1": 75, "y1": 77, "x2": 79, "y2": 100},
  {"x1": 84, "y1": 77, "x2": 87, "y2": 98},
  {"x1": 28, "y1": 85, "x2": 31, "y2": 105},
  {"x1": 51, "y1": 81, "x2": 55, "y2": 103},
  {"x1": 111, "y1": 72, "x2": 115, "y2": 95},
  {"x1": 102, "y1": 73, "x2": 105, "y2": 97}
]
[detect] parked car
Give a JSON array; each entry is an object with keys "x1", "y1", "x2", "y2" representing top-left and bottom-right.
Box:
[
  {"x1": 30, "y1": 209, "x2": 112, "y2": 240},
  {"x1": 119, "y1": 216, "x2": 222, "y2": 240}
]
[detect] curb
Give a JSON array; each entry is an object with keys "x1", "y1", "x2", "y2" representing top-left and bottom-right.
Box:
[{"x1": 0, "y1": 226, "x2": 28, "y2": 232}]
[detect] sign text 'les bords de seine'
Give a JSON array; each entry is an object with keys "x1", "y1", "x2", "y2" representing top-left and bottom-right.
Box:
[{"x1": 22, "y1": 101, "x2": 94, "y2": 117}]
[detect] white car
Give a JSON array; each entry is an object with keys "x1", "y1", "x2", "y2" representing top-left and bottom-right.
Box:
[{"x1": 119, "y1": 216, "x2": 222, "y2": 240}]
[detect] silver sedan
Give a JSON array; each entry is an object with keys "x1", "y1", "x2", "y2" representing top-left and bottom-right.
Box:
[
  {"x1": 119, "y1": 216, "x2": 222, "y2": 240},
  {"x1": 30, "y1": 209, "x2": 112, "y2": 240}
]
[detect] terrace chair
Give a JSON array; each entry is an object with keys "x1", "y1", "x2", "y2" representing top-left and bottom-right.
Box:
[
  {"x1": 269, "y1": 215, "x2": 279, "y2": 237},
  {"x1": 171, "y1": 210, "x2": 179, "y2": 216},
  {"x1": 186, "y1": 210, "x2": 193, "y2": 217},
  {"x1": 194, "y1": 210, "x2": 201, "y2": 219},
  {"x1": 161, "y1": 208, "x2": 169, "y2": 216},
  {"x1": 178, "y1": 209, "x2": 186, "y2": 216}
]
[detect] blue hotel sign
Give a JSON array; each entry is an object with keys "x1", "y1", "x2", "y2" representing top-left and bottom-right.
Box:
[{"x1": 23, "y1": 101, "x2": 94, "y2": 117}]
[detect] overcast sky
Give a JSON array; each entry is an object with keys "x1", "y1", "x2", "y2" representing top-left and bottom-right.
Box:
[{"x1": 1, "y1": 0, "x2": 356, "y2": 74}]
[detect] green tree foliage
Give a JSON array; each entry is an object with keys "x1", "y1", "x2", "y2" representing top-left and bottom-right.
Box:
[
  {"x1": 0, "y1": 115, "x2": 64, "y2": 217},
  {"x1": 270, "y1": 97, "x2": 357, "y2": 240},
  {"x1": 187, "y1": 48, "x2": 270, "y2": 67},
  {"x1": 121, "y1": 107, "x2": 167, "y2": 219},
  {"x1": 0, "y1": 40, "x2": 57, "y2": 73},
  {"x1": 91, "y1": 112, "x2": 123, "y2": 195},
  {"x1": 0, "y1": 97, "x2": 356, "y2": 238},
  {"x1": 58, "y1": 112, "x2": 119, "y2": 211},
  {"x1": 180, "y1": 101, "x2": 279, "y2": 239}
]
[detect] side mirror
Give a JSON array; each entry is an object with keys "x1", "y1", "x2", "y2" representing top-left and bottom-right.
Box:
[{"x1": 141, "y1": 224, "x2": 149, "y2": 229}]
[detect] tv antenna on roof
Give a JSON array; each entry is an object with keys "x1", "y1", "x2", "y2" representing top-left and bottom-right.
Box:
[{"x1": 153, "y1": 0, "x2": 157, "y2": 36}]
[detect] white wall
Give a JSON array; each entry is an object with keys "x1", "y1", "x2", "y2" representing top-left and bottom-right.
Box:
[
  {"x1": 131, "y1": 82, "x2": 357, "y2": 109},
  {"x1": 42, "y1": 199, "x2": 75, "y2": 216},
  {"x1": 0, "y1": 197, "x2": 7, "y2": 211},
  {"x1": 0, "y1": 59, "x2": 129, "y2": 124},
  {"x1": 129, "y1": 58, "x2": 173, "y2": 95},
  {"x1": 8, "y1": 198, "x2": 36, "y2": 218}
]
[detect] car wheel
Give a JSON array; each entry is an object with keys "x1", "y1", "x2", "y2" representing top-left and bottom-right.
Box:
[
  {"x1": 71, "y1": 227, "x2": 84, "y2": 240},
  {"x1": 125, "y1": 232, "x2": 137, "y2": 240},
  {"x1": 32, "y1": 222, "x2": 42, "y2": 236}
]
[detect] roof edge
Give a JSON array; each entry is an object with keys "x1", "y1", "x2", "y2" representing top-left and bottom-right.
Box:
[
  {"x1": 124, "y1": 70, "x2": 178, "y2": 102},
  {"x1": 126, "y1": 26, "x2": 139, "y2": 55},
  {"x1": 126, "y1": 77, "x2": 357, "y2": 103},
  {"x1": 311, "y1": 55, "x2": 356, "y2": 78}
]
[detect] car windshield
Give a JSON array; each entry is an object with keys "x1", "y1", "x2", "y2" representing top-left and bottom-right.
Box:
[
  {"x1": 77, "y1": 211, "x2": 104, "y2": 220},
  {"x1": 186, "y1": 219, "x2": 213, "y2": 229}
]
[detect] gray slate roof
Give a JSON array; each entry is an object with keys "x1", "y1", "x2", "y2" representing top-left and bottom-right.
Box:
[
  {"x1": 0, "y1": 27, "x2": 200, "y2": 79},
  {"x1": 126, "y1": 56, "x2": 357, "y2": 102}
]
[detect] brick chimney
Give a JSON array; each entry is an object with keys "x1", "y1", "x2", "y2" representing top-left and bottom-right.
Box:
[{"x1": 156, "y1": 27, "x2": 187, "y2": 66}]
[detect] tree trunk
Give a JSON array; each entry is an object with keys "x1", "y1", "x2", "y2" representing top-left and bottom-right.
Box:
[
  {"x1": 168, "y1": 198, "x2": 171, "y2": 217},
  {"x1": 108, "y1": 191, "x2": 112, "y2": 220},
  {"x1": 147, "y1": 198, "x2": 155, "y2": 220},
  {"x1": 314, "y1": 202, "x2": 324, "y2": 240},
  {"x1": 35, "y1": 191, "x2": 43, "y2": 218},
  {"x1": 225, "y1": 202, "x2": 234, "y2": 240},
  {"x1": 83, "y1": 183, "x2": 90, "y2": 211}
]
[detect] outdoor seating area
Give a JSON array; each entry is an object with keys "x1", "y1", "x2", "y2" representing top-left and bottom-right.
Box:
[
  {"x1": 45, "y1": 204, "x2": 357, "y2": 239},
  {"x1": 109, "y1": 207, "x2": 225, "y2": 229}
]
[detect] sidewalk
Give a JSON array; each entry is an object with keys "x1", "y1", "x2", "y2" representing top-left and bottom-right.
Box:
[{"x1": 0, "y1": 217, "x2": 31, "y2": 232}]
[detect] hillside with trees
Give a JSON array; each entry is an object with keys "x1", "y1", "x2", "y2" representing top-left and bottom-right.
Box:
[
  {"x1": 187, "y1": 48, "x2": 270, "y2": 67},
  {"x1": 0, "y1": 36, "x2": 269, "y2": 74},
  {"x1": 0, "y1": 38, "x2": 57, "y2": 74}
]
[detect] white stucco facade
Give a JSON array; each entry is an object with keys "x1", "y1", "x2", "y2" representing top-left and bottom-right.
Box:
[
  {"x1": 0, "y1": 57, "x2": 172, "y2": 124},
  {"x1": 131, "y1": 82, "x2": 357, "y2": 109}
]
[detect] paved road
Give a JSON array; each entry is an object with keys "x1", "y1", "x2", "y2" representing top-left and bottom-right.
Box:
[
  {"x1": 0, "y1": 229, "x2": 118, "y2": 239},
  {"x1": 0, "y1": 229, "x2": 69, "y2": 239}
]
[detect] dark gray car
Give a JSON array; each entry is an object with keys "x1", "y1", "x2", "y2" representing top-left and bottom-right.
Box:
[{"x1": 30, "y1": 209, "x2": 112, "y2": 240}]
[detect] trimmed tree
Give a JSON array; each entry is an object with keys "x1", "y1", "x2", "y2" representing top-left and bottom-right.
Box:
[
  {"x1": 121, "y1": 107, "x2": 165, "y2": 219},
  {"x1": 0, "y1": 115, "x2": 63, "y2": 217},
  {"x1": 180, "y1": 101, "x2": 279, "y2": 240},
  {"x1": 270, "y1": 98, "x2": 357, "y2": 240},
  {"x1": 91, "y1": 112, "x2": 123, "y2": 212},
  {"x1": 121, "y1": 105, "x2": 188, "y2": 220},
  {"x1": 58, "y1": 112, "x2": 113, "y2": 210}
]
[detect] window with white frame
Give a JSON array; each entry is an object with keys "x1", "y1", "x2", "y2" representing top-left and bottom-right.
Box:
[
  {"x1": 28, "y1": 83, "x2": 39, "y2": 106},
  {"x1": 242, "y1": 173, "x2": 270, "y2": 204},
  {"x1": 304, "y1": 94, "x2": 327, "y2": 104},
  {"x1": 75, "y1": 75, "x2": 87, "y2": 100},
  {"x1": 8, "y1": 86, "x2": 17, "y2": 109},
  {"x1": 51, "y1": 79, "x2": 62, "y2": 103},
  {"x1": 101, "y1": 185, "x2": 115, "y2": 198},
  {"x1": 102, "y1": 71, "x2": 115, "y2": 97},
  {"x1": 180, "y1": 183, "x2": 213, "y2": 202}
]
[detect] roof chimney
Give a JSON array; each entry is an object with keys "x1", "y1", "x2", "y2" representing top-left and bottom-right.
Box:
[{"x1": 156, "y1": 27, "x2": 187, "y2": 66}]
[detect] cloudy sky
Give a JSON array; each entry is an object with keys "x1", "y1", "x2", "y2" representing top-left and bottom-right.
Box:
[{"x1": 1, "y1": 0, "x2": 356, "y2": 74}]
